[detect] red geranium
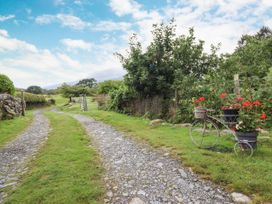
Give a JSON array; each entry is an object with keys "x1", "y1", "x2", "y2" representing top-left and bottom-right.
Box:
[
  {"x1": 220, "y1": 92, "x2": 227, "y2": 99},
  {"x1": 260, "y1": 113, "x2": 267, "y2": 120},
  {"x1": 199, "y1": 97, "x2": 205, "y2": 101},
  {"x1": 236, "y1": 97, "x2": 244, "y2": 101},
  {"x1": 253, "y1": 100, "x2": 262, "y2": 106},
  {"x1": 242, "y1": 101, "x2": 252, "y2": 108}
]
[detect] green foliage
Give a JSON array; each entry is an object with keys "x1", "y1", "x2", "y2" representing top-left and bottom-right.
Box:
[
  {"x1": 108, "y1": 84, "x2": 136, "y2": 112},
  {"x1": 26, "y1": 85, "x2": 43, "y2": 94},
  {"x1": 59, "y1": 83, "x2": 90, "y2": 101},
  {"x1": 0, "y1": 74, "x2": 15, "y2": 95},
  {"x1": 15, "y1": 92, "x2": 47, "y2": 108},
  {"x1": 77, "y1": 78, "x2": 97, "y2": 88},
  {"x1": 96, "y1": 80, "x2": 122, "y2": 94}
]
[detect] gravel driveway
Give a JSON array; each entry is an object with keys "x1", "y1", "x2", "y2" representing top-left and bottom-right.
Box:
[
  {"x1": 0, "y1": 111, "x2": 49, "y2": 203},
  {"x1": 73, "y1": 114, "x2": 233, "y2": 204}
]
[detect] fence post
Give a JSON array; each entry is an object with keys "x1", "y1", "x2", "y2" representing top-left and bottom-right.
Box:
[
  {"x1": 21, "y1": 91, "x2": 25, "y2": 116},
  {"x1": 83, "y1": 94, "x2": 88, "y2": 111},
  {"x1": 234, "y1": 74, "x2": 240, "y2": 97}
]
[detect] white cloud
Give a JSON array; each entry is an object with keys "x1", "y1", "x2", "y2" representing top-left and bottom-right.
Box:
[
  {"x1": 0, "y1": 30, "x2": 125, "y2": 88},
  {"x1": 35, "y1": 14, "x2": 90, "y2": 30},
  {"x1": 54, "y1": 0, "x2": 65, "y2": 6},
  {"x1": 61, "y1": 38, "x2": 92, "y2": 51},
  {"x1": 0, "y1": 14, "x2": 15, "y2": 22},
  {"x1": 0, "y1": 29, "x2": 9, "y2": 37},
  {"x1": 0, "y1": 33, "x2": 38, "y2": 53},
  {"x1": 93, "y1": 20, "x2": 131, "y2": 31}
]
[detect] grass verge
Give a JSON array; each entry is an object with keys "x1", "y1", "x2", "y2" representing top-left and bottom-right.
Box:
[
  {"x1": 4, "y1": 111, "x2": 104, "y2": 204},
  {"x1": 0, "y1": 111, "x2": 33, "y2": 147},
  {"x1": 56, "y1": 96, "x2": 272, "y2": 203}
]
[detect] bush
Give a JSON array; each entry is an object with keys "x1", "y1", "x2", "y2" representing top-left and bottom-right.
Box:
[
  {"x1": 16, "y1": 92, "x2": 47, "y2": 109},
  {"x1": 0, "y1": 74, "x2": 15, "y2": 95}
]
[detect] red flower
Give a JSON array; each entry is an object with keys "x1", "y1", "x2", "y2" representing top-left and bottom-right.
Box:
[
  {"x1": 236, "y1": 97, "x2": 244, "y2": 101},
  {"x1": 260, "y1": 113, "x2": 267, "y2": 120},
  {"x1": 220, "y1": 92, "x2": 227, "y2": 99},
  {"x1": 242, "y1": 101, "x2": 252, "y2": 108},
  {"x1": 193, "y1": 99, "x2": 200, "y2": 104},
  {"x1": 199, "y1": 97, "x2": 205, "y2": 101},
  {"x1": 253, "y1": 100, "x2": 262, "y2": 106}
]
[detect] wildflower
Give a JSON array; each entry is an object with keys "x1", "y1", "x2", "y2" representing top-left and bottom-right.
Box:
[{"x1": 199, "y1": 97, "x2": 205, "y2": 101}]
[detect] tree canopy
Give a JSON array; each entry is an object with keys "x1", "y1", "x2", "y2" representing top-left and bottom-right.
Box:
[
  {"x1": 0, "y1": 74, "x2": 15, "y2": 95},
  {"x1": 26, "y1": 85, "x2": 43, "y2": 94}
]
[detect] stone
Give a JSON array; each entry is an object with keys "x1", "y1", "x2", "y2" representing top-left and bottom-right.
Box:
[
  {"x1": 231, "y1": 192, "x2": 251, "y2": 204},
  {"x1": 129, "y1": 197, "x2": 145, "y2": 204},
  {"x1": 149, "y1": 119, "x2": 164, "y2": 126},
  {"x1": 178, "y1": 169, "x2": 187, "y2": 178},
  {"x1": 0, "y1": 94, "x2": 24, "y2": 120},
  {"x1": 137, "y1": 190, "x2": 146, "y2": 196},
  {"x1": 106, "y1": 191, "x2": 113, "y2": 198}
]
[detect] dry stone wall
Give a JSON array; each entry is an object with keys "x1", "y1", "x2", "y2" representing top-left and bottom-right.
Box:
[{"x1": 0, "y1": 94, "x2": 24, "y2": 120}]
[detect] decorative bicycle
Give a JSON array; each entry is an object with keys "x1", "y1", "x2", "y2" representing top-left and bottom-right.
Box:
[{"x1": 189, "y1": 107, "x2": 257, "y2": 157}]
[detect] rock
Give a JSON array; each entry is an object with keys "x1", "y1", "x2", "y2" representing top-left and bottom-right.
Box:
[
  {"x1": 149, "y1": 119, "x2": 164, "y2": 126},
  {"x1": 231, "y1": 192, "x2": 251, "y2": 204},
  {"x1": 106, "y1": 191, "x2": 113, "y2": 198},
  {"x1": 137, "y1": 190, "x2": 146, "y2": 196},
  {"x1": 129, "y1": 197, "x2": 145, "y2": 204},
  {"x1": 0, "y1": 94, "x2": 24, "y2": 120},
  {"x1": 178, "y1": 169, "x2": 187, "y2": 178}
]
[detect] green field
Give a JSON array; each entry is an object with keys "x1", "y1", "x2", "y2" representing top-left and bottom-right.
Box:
[
  {"x1": 56, "y1": 96, "x2": 272, "y2": 203},
  {"x1": 5, "y1": 111, "x2": 104, "y2": 204},
  {"x1": 0, "y1": 111, "x2": 33, "y2": 147}
]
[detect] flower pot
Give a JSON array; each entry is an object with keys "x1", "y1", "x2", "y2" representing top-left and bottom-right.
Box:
[
  {"x1": 194, "y1": 107, "x2": 207, "y2": 119},
  {"x1": 235, "y1": 131, "x2": 258, "y2": 149},
  {"x1": 222, "y1": 108, "x2": 239, "y2": 123}
]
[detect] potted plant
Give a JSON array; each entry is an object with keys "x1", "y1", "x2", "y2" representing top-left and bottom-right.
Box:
[
  {"x1": 235, "y1": 99, "x2": 267, "y2": 149},
  {"x1": 193, "y1": 97, "x2": 206, "y2": 119},
  {"x1": 220, "y1": 92, "x2": 242, "y2": 123}
]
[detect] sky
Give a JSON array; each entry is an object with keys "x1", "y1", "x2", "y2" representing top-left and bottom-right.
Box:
[{"x1": 0, "y1": 0, "x2": 272, "y2": 88}]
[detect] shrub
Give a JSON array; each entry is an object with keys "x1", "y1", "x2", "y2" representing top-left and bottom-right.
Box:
[
  {"x1": 0, "y1": 74, "x2": 15, "y2": 95},
  {"x1": 16, "y1": 92, "x2": 47, "y2": 108}
]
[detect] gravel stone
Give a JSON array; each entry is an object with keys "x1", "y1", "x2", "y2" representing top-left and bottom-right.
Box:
[
  {"x1": 73, "y1": 114, "x2": 234, "y2": 204},
  {"x1": 0, "y1": 111, "x2": 49, "y2": 203},
  {"x1": 231, "y1": 192, "x2": 252, "y2": 204}
]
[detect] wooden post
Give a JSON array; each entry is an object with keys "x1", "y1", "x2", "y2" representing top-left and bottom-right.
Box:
[
  {"x1": 234, "y1": 74, "x2": 240, "y2": 97},
  {"x1": 21, "y1": 91, "x2": 25, "y2": 116}
]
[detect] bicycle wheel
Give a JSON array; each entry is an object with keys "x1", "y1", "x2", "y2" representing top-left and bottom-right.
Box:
[
  {"x1": 190, "y1": 118, "x2": 220, "y2": 148},
  {"x1": 234, "y1": 141, "x2": 253, "y2": 157}
]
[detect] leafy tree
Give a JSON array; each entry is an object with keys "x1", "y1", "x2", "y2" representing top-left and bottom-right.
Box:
[
  {"x1": 59, "y1": 84, "x2": 90, "y2": 102},
  {"x1": 0, "y1": 74, "x2": 15, "y2": 95},
  {"x1": 76, "y1": 78, "x2": 97, "y2": 88},
  {"x1": 97, "y1": 80, "x2": 123, "y2": 94},
  {"x1": 26, "y1": 85, "x2": 43, "y2": 94}
]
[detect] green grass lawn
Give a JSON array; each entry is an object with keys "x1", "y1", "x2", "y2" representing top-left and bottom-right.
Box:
[
  {"x1": 4, "y1": 111, "x2": 104, "y2": 204},
  {"x1": 0, "y1": 111, "x2": 33, "y2": 147},
  {"x1": 55, "y1": 96, "x2": 272, "y2": 203}
]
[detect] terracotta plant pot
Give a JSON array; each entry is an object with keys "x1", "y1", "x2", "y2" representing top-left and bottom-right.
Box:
[
  {"x1": 222, "y1": 108, "x2": 239, "y2": 123},
  {"x1": 235, "y1": 131, "x2": 258, "y2": 149},
  {"x1": 194, "y1": 107, "x2": 207, "y2": 119}
]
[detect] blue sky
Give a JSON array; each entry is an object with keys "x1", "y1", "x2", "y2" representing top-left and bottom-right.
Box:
[{"x1": 0, "y1": 0, "x2": 272, "y2": 88}]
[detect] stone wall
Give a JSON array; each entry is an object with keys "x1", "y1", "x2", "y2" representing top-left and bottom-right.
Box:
[{"x1": 0, "y1": 94, "x2": 24, "y2": 120}]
